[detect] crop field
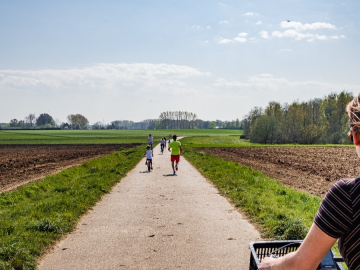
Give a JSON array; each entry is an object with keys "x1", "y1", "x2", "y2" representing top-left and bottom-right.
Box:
[{"x1": 0, "y1": 129, "x2": 242, "y2": 144}]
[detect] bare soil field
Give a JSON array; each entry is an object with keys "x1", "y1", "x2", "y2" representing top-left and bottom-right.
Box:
[
  {"x1": 0, "y1": 144, "x2": 139, "y2": 192},
  {"x1": 199, "y1": 146, "x2": 360, "y2": 198}
]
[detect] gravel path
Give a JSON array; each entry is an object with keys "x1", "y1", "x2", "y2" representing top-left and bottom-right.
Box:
[{"x1": 38, "y1": 142, "x2": 261, "y2": 270}]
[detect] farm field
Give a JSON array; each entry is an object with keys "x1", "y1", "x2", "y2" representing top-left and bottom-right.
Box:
[
  {"x1": 0, "y1": 129, "x2": 241, "y2": 144},
  {"x1": 0, "y1": 144, "x2": 139, "y2": 192},
  {"x1": 200, "y1": 146, "x2": 358, "y2": 198}
]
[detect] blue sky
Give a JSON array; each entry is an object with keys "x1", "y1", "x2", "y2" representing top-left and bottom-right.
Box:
[{"x1": 1, "y1": 0, "x2": 359, "y2": 124}]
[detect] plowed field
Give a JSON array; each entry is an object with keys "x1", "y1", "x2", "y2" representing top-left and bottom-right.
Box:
[
  {"x1": 0, "y1": 144, "x2": 139, "y2": 192},
  {"x1": 199, "y1": 146, "x2": 360, "y2": 198}
]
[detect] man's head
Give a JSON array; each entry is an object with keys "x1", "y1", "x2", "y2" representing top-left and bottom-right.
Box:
[
  {"x1": 146, "y1": 145, "x2": 151, "y2": 150},
  {"x1": 173, "y1": 134, "x2": 177, "y2": 140},
  {"x1": 149, "y1": 134, "x2": 151, "y2": 137}
]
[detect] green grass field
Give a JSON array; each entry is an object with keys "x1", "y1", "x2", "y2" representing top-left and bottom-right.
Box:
[{"x1": 0, "y1": 129, "x2": 242, "y2": 144}]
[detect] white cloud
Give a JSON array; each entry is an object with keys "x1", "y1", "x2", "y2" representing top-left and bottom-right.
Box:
[
  {"x1": 280, "y1": 21, "x2": 336, "y2": 31},
  {"x1": 219, "y1": 20, "x2": 229, "y2": 24},
  {"x1": 217, "y1": 33, "x2": 248, "y2": 44},
  {"x1": 260, "y1": 30, "x2": 269, "y2": 39},
  {"x1": 192, "y1": 25, "x2": 202, "y2": 30},
  {"x1": 214, "y1": 74, "x2": 360, "y2": 98},
  {"x1": 219, "y1": 2, "x2": 227, "y2": 7},
  {"x1": 0, "y1": 63, "x2": 211, "y2": 92},
  {"x1": 206, "y1": 25, "x2": 211, "y2": 29},
  {"x1": 243, "y1": 12, "x2": 259, "y2": 16},
  {"x1": 272, "y1": 29, "x2": 343, "y2": 42},
  {"x1": 330, "y1": 35, "x2": 346, "y2": 39},
  {"x1": 272, "y1": 30, "x2": 311, "y2": 40},
  {"x1": 249, "y1": 37, "x2": 258, "y2": 42},
  {"x1": 255, "y1": 21, "x2": 262, "y2": 25},
  {"x1": 234, "y1": 37, "x2": 247, "y2": 43},
  {"x1": 218, "y1": 38, "x2": 233, "y2": 44}
]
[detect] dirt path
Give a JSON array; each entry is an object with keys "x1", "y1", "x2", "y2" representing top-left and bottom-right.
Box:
[{"x1": 38, "y1": 142, "x2": 261, "y2": 270}]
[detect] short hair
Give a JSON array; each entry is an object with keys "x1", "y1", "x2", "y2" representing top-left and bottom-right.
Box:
[
  {"x1": 173, "y1": 134, "x2": 177, "y2": 140},
  {"x1": 146, "y1": 145, "x2": 151, "y2": 149}
]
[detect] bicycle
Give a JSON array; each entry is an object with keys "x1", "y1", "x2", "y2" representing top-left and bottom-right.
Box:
[
  {"x1": 249, "y1": 240, "x2": 345, "y2": 270},
  {"x1": 146, "y1": 159, "x2": 152, "y2": 172}
]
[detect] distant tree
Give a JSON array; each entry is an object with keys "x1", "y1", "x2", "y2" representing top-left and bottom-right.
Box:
[
  {"x1": 208, "y1": 122, "x2": 216, "y2": 129},
  {"x1": 25, "y1": 113, "x2": 36, "y2": 127},
  {"x1": 158, "y1": 111, "x2": 198, "y2": 129},
  {"x1": 36, "y1": 113, "x2": 55, "y2": 127},
  {"x1": 60, "y1": 122, "x2": 71, "y2": 129},
  {"x1": 9, "y1": 119, "x2": 19, "y2": 127},
  {"x1": 67, "y1": 114, "x2": 89, "y2": 129},
  {"x1": 92, "y1": 121, "x2": 102, "y2": 130},
  {"x1": 18, "y1": 120, "x2": 26, "y2": 128}
]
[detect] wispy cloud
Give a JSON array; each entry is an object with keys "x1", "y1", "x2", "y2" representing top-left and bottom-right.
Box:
[
  {"x1": 255, "y1": 21, "x2": 262, "y2": 25},
  {"x1": 192, "y1": 25, "x2": 202, "y2": 30},
  {"x1": 243, "y1": 12, "x2": 259, "y2": 16},
  {"x1": 214, "y1": 74, "x2": 360, "y2": 97},
  {"x1": 280, "y1": 21, "x2": 336, "y2": 31},
  {"x1": 257, "y1": 21, "x2": 346, "y2": 42},
  {"x1": 218, "y1": 38, "x2": 233, "y2": 44},
  {"x1": 0, "y1": 63, "x2": 211, "y2": 93},
  {"x1": 272, "y1": 29, "x2": 345, "y2": 42},
  {"x1": 219, "y1": 20, "x2": 229, "y2": 24},
  {"x1": 217, "y1": 32, "x2": 249, "y2": 44},
  {"x1": 278, "y1": 48, "x2": 293, "y2": 53},
  {"x1": 260, "y1": 30, "x2": 269, "y2": 39}
]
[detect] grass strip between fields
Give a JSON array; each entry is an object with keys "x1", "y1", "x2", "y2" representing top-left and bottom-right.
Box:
[{"x1": 0, "y1": 145, "x2": 145, "y2": 270}]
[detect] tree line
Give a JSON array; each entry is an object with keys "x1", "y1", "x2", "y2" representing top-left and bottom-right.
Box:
[
  {"x1": 3, "y1": 113, "x2": 89, "y2": 130},
  {"x1": 241, "y1": 91, "x2": 353, "y2": 144},
  {"x1": 1, "y1": 110, "x2": 242, "y2": 130}
]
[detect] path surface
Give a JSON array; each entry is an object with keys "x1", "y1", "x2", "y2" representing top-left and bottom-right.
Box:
[{"x1": 39, "y1": 142, "x2": 261, "y2": 269}]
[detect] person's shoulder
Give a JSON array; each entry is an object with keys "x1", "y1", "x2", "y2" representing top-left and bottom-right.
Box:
[{"x1": 330, "y1": 178, "x2": 360, "y2": 196}]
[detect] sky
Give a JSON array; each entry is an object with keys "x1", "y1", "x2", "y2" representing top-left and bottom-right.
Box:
[{"x1": 1, "y1": 0, "x2": 360, "y2": 124}]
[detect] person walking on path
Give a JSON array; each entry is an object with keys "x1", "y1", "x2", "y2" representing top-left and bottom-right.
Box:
[
  {"x1": 144, "y1": 145, "x2": 153, "y2": 170},
  {"x1": 168, "y1": 134, "x2": 182, "y2": 175},
  {"x1": 147, "y1": 134, "x2": 154, "y2": 149}
]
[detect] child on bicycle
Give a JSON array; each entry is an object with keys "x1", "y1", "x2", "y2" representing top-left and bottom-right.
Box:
[
  {"x1": 147, "y1": 134, "x2": 154, "y2": 149},
  {"x1": 160, "y1": 137, "x2": 165, "y2": 153},
  {"x1": 144, "y1": 145, "x2": 153, "y2": 170}
]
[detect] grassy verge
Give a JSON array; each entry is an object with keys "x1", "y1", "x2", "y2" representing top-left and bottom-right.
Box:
[
  {"x1": 0, "y1": 145, "x2": 144, "y2": 269},
  {"x1": 183, "y1": 148, "x2": 321, "y2": 238}
]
